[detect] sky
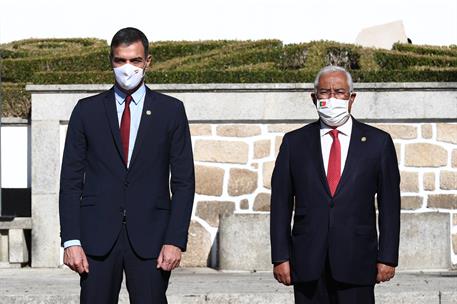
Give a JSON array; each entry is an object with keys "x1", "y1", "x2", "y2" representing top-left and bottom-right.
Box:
[{"x1": 0, "y1": 0, "x2": 456, "y2": 46}]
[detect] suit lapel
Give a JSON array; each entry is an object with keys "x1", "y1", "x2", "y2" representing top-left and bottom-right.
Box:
[
  {"x1": 103, "y1": 88, "x2": 125, "y2": 166},
  {"x1": 333, "y1": 117, "x2": 364, "y2": 196},
  {"x1": 128, "y1": 88, "x2": 156, "y2": 169},
  {"x1": 309, "y1": 121, "x2": 331, "y2": 196}
]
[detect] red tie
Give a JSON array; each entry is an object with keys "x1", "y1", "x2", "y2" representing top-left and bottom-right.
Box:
[
  {"x1": 120, "y1": 95, "x2": 132, "y2": 166},
  {"x1": 327, "y1": 129, "x2": 341, "y2": 197}
]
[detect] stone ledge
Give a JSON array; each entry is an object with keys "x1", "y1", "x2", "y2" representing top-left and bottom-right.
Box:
[
  {"x1": 0, "y1": 218, "x2": 32, "y2": 229},
  {"x1": 28, "y1": 83, "x2": 457, "y2": 121},
  {"x1": 1, "y1": 118, "x2": 29, "y2": 125}
]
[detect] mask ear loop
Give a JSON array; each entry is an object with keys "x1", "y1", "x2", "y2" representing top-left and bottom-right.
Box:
[{"x1": 140, "y1": 61, "x2": 148, "y2": 79}]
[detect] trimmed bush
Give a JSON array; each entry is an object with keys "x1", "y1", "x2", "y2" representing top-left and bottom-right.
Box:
[
  {"x1": 282, "y1": 41, "x2": 363, "y2": 70},
  {"x1": 31, "y1": 68, "x2": 457, "y2": 85},
  {"x1": 150, "y1": 40, "x2": 282, "y2": 62},
  {"x1": 374, "y1": 50, "x2": 457, "y2": 69},
  {"x1": 352, "y1": 68, "x2": 457, "y2": 82},
  {"x1": 1, "y1": 48, "x2": 111, "y2": 82},
  {"x1": 0, "y1": 38, "x2": 107, "y2": 58},
  {"x1": 1, "y1": 38, "x2": 457, "y2": 118},
  {"x1": 392, "y1": 43, "x2": 457, "y2": 57},
  {"x1": 0, "y1": 83, "x2": 31, "y2": 118}
]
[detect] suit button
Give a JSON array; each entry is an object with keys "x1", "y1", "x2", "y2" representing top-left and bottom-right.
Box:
[
  {"x1": 330, "y1": 202, "x2": 334, "y2": 208},
  {"x1": 124, "y1": 181, "x2": 129, "y2": 187}
]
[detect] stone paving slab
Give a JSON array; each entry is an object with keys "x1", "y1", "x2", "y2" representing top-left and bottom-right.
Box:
[{"x1": 0, "y1": 268, "x2": 456, "y2": 303}]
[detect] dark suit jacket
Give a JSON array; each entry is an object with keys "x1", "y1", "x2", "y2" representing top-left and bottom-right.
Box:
[
  {"x1": 59, "y1": 86, "x2": 195, "y2": 259},
  {"x1": 270, "y1": 118, "x2": 400, "y2": 285}
]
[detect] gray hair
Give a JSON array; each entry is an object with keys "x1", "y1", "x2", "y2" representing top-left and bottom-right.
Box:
[{"x1": 313, "y1": 66, "x2": 354, "y2": 93}]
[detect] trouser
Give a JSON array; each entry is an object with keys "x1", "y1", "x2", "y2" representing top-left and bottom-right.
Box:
[
  {"x1": 80, "y1": 225, "x2": 171, "y2": 304},
  {"x1": 293, "y1": 257, "x2": 375, "y2": 304}
]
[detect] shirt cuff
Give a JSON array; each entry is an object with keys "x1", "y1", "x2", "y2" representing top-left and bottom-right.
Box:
[{"x1": 63, "y1": 240, "x2": 81, "y2": 248}]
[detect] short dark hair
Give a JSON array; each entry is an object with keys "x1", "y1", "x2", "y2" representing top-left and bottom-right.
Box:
[{"x1": 110, "y1": 27, "x2": 149, "y2": 58}]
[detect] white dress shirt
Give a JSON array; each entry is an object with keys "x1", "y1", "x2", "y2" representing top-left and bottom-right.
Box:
[
  {"x1": 320, "y1": 116, "x2": 353, "y2": 175},
  {"x1": 114, "y1": 84, "x2": 146, "y2": 168}
]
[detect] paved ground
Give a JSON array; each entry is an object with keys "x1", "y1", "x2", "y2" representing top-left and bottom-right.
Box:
[{"x1": 0, "y1": 267, "x2": 456, "y2": 303}]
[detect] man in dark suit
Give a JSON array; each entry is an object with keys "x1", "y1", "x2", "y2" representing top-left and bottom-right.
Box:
[
  {"x1": 59, "y1": 27, "x2": 195, "y2": 303},
  {"x1": 270, "y1": 66, "x2": 400, "y2": 303}
]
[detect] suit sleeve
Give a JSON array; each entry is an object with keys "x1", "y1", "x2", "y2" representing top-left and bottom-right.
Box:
[
  {"x1": 377, "y1": 134, "x2": 401, "y2": 266},
  {"x1": 164, "y1": 101, "x2": 195, "y2": 251},
  {"x1": 59, "y1": 101, "x2": 87, "y2": 246},
  {"x1": 270, "y1": 134, "x2": 294, "y2": 264}
]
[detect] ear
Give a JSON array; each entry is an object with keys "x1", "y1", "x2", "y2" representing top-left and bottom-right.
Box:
[
  {"x1": 348, "y1": 92, "x2": 356, "y2": 112},
  {"x1": 311, "y1": 92, "x2": 318, "y2": 107},
  {"x1": 145, "y1": 54, "x2": 152, "y2": 70}
]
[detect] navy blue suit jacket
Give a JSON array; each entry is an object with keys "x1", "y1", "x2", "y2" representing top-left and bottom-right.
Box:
[
  {"x1": 270, "y1": 118, "x2": 400, "y2": 285},
  {"x1": 59, "y1": 86, "x2": 195, "y2": 258}
]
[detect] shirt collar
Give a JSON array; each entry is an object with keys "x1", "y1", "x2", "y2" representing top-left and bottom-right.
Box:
[
  {"x1": 320, "y1": 116, "x2": 353, "y2": 137},
  {"x1": 114, "y1": 84, "x2": 146, "y2": 105}
]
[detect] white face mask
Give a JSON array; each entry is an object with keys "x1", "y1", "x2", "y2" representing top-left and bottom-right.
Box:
[
  {"x1": 113, "y1": 63, "x2": 144, "y2": 91},
  {"x1": 316, "y1": 97, "x2": 351, "y2": 127}
]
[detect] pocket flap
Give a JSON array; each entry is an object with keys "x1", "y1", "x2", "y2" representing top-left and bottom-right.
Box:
[{"x1": 80, "y1": 199, "x2": 96, "y2": 207}]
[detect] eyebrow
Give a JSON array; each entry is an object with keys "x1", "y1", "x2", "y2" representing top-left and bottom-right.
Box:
[{"x1": 112, "y1": 56, "x2": 144, "y2": 61}]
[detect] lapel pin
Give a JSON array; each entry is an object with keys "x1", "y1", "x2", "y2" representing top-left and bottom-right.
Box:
[
  {"x1": 146, "y1": 110, "x2": 151, "y2": 116},
  {"x1": 361, "y1": 136, "x2": 367, "y2": 142}
]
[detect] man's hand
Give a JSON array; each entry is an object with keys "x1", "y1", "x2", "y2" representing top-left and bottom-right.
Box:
[
  {"x1": 376, "y1": 263, "x2": 395, "y2": 283},
  {"x1": 64, "y1": 246, "x2": 89, "y2": 274},
  {"x1": 157, "y1": 244, "x2": 182, "y2": 271},
  {"x1": 273, "y1": 261, "x2": 292, "y2": 286}
]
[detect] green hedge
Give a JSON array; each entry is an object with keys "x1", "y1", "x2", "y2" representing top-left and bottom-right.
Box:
[
  {"x1": 150, "y1": 40, "x2": 282, "y2": 62},
  {"x1": 152, "y1": 42, "x2": 283, "y2": 71},
  {"x1": 2, "y1": 38, "x2": 457, "y2": 118},
  {"x1": 282, "y1": 41, "x2": 363, "y2": 70},
  {"x1": 1, "y1": 48, "x2": 111, "y2": 82},
  {"x1": 0, "y1": 84, "x2": 31, "y2": 118},
  {"x1": 3, "y1": 39, "x2": 457, "y2": 83},
  {"x1": 392, "y1": 43, "x2": 457, "y2": 57},
  {"x1": 0, "y1": 38, "x2": 107, "y2": 58},
  {"x1": 30, "y1": 68, "x2": 457, "y2": 85},
  {"x1": 351, "y1": 68, "x2": 457, "y2": 82},
  {"x1": 374, "y1": 50, "x2": 457, "y2": 69}
]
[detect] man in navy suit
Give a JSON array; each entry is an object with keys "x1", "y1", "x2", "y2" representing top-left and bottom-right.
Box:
[
  {"x1": 59, "y1": 27, "x2": 195, "y2": 303},
  {"x1": 270, "y1": 66, "x2": 400, "y2": 303}
]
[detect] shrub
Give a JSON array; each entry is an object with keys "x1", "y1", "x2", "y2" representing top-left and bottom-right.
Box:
[
  {"x1": 0, "y1": 83, "x2": 31, "y2": 118},
  {"x1": 392, "y1": 43, "x2": 457, "y2": 57},
  {"x1": 374, "y1": 50, "x2": 457, "y2": 69},
  {"x1": 1, "y1": 38, "x2": 456, "y2": 119}
]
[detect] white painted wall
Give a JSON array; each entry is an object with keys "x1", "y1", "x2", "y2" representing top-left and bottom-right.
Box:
[{"x1": 1, "y1": 125, "x2": 30, "y2": 188}]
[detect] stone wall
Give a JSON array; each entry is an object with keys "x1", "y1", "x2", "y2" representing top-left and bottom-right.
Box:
[
  {"x1": 27, "y1": 83, "x2": 457, "y2": 268},
  {"x1": 183, "y1": 122, "x2": 457, "y2": 267}
]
